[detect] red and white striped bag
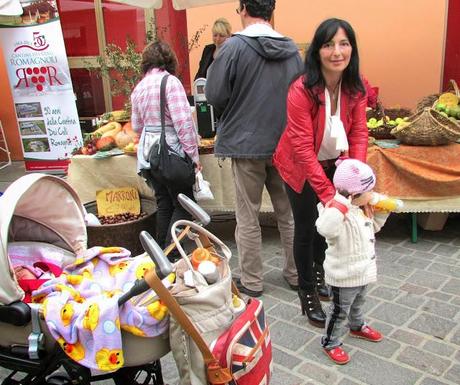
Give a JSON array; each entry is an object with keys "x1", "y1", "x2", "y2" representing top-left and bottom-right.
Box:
[{"x1": 210, "y1": 298, "x2": 272, "y2": 384}]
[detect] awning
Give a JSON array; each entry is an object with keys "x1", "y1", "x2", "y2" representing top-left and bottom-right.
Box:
[
  {"x1": 0, "y1": 0, "x2": 22, "y2": 16},
  {"x1": 172, "y1": 0, "x2": 234, "y2": 10},
  {"x1": 107, "y1": 0, "x2": 162, "y2": 8},
  {"x1": 107, "y1": 0, "x2": 233, "y2": 10}
]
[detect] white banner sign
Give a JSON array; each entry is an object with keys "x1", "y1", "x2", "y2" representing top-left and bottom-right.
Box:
[{"x1": 0, "y1": 0, "x2": 82, "y2": 172}]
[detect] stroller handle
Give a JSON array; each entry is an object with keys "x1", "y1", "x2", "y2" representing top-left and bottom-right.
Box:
[
  {"x1": 140, "y1": 231, "x2": 173, "y2": 279},
  {"x1": 117, "y1": 232, "x2": 173, "y2": 306},
  {"x1": 177, "y1": 193, "x2": 211, "y2": 226}
]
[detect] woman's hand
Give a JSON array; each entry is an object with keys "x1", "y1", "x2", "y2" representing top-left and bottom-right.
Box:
[{"x1": 195, "y1": 161, "x2": 203, "y2": 173}]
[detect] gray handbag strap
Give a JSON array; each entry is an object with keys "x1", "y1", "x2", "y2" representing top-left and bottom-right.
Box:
[{"x1": 159, "y1": 74, "x2": 170, "y2": 147}]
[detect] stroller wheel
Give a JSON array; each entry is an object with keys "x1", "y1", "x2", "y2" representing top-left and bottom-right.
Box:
[
  {"x1": 113, "y1": 360, "x2": 164, "y2": 385},
  {"x1": 44, "y1": 373, "x2": 71, "y2": 385}
]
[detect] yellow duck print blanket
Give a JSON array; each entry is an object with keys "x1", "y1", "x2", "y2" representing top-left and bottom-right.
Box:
[{"x1": 32, "y1": 246, "x2": 172, "y2": 371}]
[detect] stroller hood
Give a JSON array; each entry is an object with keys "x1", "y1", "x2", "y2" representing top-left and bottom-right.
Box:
[{"x1": 0, "y1": 174, "x2": 87, "y2": 304}]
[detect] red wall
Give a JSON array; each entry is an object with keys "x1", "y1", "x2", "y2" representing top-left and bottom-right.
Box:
[
  {"x1": 0, "y1": 48, "x2": 22, "y2": 161},
  {"x1": 443, "y1": 0, "x2": 460, "y2": 89},
  {"x1": 155, "y1": 0, "x2": 191, "y2": 94}
]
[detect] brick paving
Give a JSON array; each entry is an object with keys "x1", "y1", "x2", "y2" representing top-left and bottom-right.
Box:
[
  {"x1": 157, "y1": 215, "x2": 460, "y2": 385},
  {"x1": 113, "y1": 212, "x2": 456, "y2": 385},
  {"x1": 1, "y1": 163, "x2": 459, "y2": 384}
]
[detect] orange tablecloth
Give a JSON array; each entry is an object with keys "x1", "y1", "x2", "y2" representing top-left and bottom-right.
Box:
[{"x1": 367, "y1": 143, "x2": 460, "y2": 200}]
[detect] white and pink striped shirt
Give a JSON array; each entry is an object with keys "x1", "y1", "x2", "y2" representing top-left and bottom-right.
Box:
[{"x1": 131, "y1": 68, "x2": 199, "y2": 163}]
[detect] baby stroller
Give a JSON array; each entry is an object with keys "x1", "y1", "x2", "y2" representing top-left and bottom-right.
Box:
[{"x1": 0, "y1": 174, "x2": 170, "y2": 385}]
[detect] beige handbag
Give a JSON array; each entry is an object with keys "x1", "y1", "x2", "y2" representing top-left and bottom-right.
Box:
[{"x1": 168, "y1": 220, "x2": 236, "y2": 385}]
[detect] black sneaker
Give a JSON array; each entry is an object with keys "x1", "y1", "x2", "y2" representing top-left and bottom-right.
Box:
[{"x1": 235, "y1": 278, "x2": 263, "y2": 297}]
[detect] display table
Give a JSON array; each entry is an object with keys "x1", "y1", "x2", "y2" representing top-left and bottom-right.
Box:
[
  {"x1": 68, "y1": 144, "x2": 460, "y2": 241},
  {"x1": 67, "y1": 154, "x2": 273, "y2": 212},
  {"x1": 367, "y1": 144, "x2": 460, "y2": 212},
  {"x1": 367, "y1": 143, "x2": 460, "y2": 241}
]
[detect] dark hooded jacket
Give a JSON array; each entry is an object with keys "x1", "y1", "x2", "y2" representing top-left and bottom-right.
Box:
[{"x1": 206, "y1": 33, "x2": 303, "y2": 158}]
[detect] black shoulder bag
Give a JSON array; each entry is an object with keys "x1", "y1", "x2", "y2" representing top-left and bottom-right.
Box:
[{"x1": 149, "y1": 74, "x2": 196, "y2": 189}]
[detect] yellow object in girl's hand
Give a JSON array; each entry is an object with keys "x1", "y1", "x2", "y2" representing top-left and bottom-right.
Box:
[{"x1": 370, "y1": 193, "x2": 403, "y2": 212}]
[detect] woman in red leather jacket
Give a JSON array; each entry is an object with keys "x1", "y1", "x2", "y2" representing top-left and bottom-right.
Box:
[{"x1": 273, "y1": 18, "x2": 368, "y2": 328}]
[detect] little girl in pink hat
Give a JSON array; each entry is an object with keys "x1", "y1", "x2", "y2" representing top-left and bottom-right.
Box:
[{"x1": 316, "y1": 158, "x2": 390, "y2": 365}]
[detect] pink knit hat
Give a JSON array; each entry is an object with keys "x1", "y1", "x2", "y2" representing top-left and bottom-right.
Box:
[{"x1": 333, "y1": 158, "x2": 376, "y2": 195}]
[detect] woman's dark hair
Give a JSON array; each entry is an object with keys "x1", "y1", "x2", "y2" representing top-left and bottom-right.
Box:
[
  {"x1": 303, "y1": 18, "x2": 365, "y2": 103},
  {"x1": 141, "y1": 41, "x2": 177, "y2": 75},
  {"x1": 239, "y1": 0, "x2": 275, "y2": 21}
]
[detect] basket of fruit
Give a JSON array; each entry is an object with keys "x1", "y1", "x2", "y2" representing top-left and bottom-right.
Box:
[
  {"x1": 415, "y1": 79, "x2": 460, "y2": 114},
  {"x1": 366, "y1": 102, "x2": 412, "y2": 140},
  {"x1": 391, "y1": 106, "x2": 460, "y2": 146},
  {"x1": 72, "y1": 118, "x2": 139, "y2": 156},
  {"x1": 391, "y1": 84, "x2": 460, "y2": 146},
  {"x1": 85, "y1": 198, "x2": 156, "y2": 256}
]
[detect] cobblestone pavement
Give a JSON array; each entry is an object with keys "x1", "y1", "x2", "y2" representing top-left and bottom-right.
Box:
[
  {"x1": 1, "y1": 163, "x2": 459, "y2": 384},
  {"x1": 156, "y1": 214, "x2": 460, "y2": 385}
]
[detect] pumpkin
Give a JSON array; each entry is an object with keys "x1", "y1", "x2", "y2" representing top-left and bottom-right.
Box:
[
  {"x1": 115, "y1": 130, "x2": 133, "y2": 149},
  {"x1": 95, "y1": 136, "x2": 116, "y2": 151}
]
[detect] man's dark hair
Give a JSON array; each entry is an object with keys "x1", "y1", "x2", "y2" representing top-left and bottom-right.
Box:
[
  {"x1": 141, "y1": 41, "x2": 177, "y2": 75},
  {"x1": 303, "y1": 18, "x2": 365, "y2": 103},
  {"x1": 239, "y1": 0, "x2": 275, "y2": 21}
]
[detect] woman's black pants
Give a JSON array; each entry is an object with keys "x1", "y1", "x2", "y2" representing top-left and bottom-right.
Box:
[
  {"x1": 148, "y1": 174, "x2": 195, "y2": 250},
  {"x1": 284, "y1": 167, "x2": 335, "y2": 291}
]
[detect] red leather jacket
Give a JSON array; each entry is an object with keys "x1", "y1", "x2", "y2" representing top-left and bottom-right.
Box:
[{"x1": 273, "y1": 75, "x2": 368, "y2": 204}]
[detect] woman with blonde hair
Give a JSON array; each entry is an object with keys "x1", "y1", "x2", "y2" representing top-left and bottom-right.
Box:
[{"x1": 194, "y1": 17, "x2": 232, "y2": 80}]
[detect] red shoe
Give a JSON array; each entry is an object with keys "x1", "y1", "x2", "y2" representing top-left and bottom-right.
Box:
[
  {"x1": 323, "y1": 346, "x2": 350, "y2": 365},
  {"x1": 350, "y1": 325, "x2": 383, "y2": 342}
]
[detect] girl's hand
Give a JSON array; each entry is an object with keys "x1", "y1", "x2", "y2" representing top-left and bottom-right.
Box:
[
  {"x1": 362, "y1": 203, "x2": 375, "y2": 218},
  {"x1": 351, "y1": 191, "x2": 373, "y2": 207},
  {"x1": 195, "y1": 161, "x2": 203, "y2": 172},
  {"x1": 351, "y1": 192, "x2": 375, "y2": 218}
]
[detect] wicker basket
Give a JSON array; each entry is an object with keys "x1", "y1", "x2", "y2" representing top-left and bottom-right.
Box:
[
  {"x1": 415, "y1": 79, "x2": 460, "y2": 114},
  {"x1": 366, "y1": 102, "x2": 412, "y2": 139},
  {"x1": 85, "y1": 198, "x2": 157, "y2": 256},
  {"x1": 391, "y1": 107, "x2": 460, "y2": 146}
]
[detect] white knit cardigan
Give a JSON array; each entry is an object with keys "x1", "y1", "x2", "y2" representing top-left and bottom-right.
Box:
[{"x1": 316, "y1": 193, "x2": 389, "y2": 288}]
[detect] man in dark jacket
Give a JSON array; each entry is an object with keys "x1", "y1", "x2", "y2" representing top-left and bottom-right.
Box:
[{"x1": 206, "y1": 0, "x2": 302, "y2": 297}]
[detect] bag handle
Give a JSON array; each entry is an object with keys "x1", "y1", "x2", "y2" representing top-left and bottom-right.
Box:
[
  {"x1": 143, "y1": 268, "x2": 232, "y2": 385},
  {"x1": 170, "y1": 219, "x2": 231, "y2": 290},
  {"x1": 159, "y1": 74, "x2": 170, "y2": 149},
  {"x1": 194, "y1": 226, "x2": 240, "y2": 297},
  {"x1": 171, "y1": 219, "x2": 240, "y2": 296},
  {"x1": 449, "y1": 79, "x2": 459, "y2": 97},
  {"x1": 171, "y1": 219, "x2": 232, "y2": 268}
]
